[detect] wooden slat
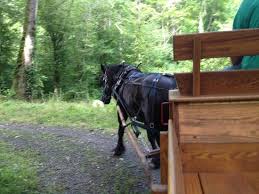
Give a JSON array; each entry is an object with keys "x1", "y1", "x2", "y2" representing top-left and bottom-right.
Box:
[
  {"x1": 199, "y1": 173, "x2": 257, "y2": 194},
  {"x1": 178, "y1": 102, "x2": 259, "y2": 143},
  {"x1": 160, "y1": 132, "x2": 168, "y2": 185},
  {"x1": 243, "y1": 173, "x2": 259, "y2": 192},
  {"x1": 184, "y1": 173, "x2": 203, "y2": 194},
  {"x1": 172, "y1": 101, "x2": 180, "y2": 140},
  {"x1": 173, "y1": 28, "x2": 259, "y2": 61},
  {"x1": 174, "y1": 70, "x2": 259, "y2": 96},
  {"x1": 181, "y1": 143, "x2": 259, "y2": 172},
  {"x1": 168, "y1": 119, "x2": 185, "y2": 194},
  {"x1": 169, "y1": 91, "x2": 259, "y2": 103},
  {"x1": 192, "y1": 37, "x2": 201, "y2": 96},
  {"x1": 181, "y1": 135, "x2": 259, "y2": 144}
]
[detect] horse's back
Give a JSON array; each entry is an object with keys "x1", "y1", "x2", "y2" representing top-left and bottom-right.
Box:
[
  {"x1": 121, "y1": 71, "x2": 177, "y2": 131},
  {"x1": 140, "y1": 73, "x2": 177, "y2": 130},
  {"x1": 142, "y1": 73, "x2": 177, "y2": 99}
]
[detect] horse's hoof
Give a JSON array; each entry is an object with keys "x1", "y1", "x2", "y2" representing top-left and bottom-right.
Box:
[
  {"x1": 113, "y1": 145, "x2": 125, "y2": 156},
  {"x1": 149, "y1": 158, "x2": 160, "y2": 169}
]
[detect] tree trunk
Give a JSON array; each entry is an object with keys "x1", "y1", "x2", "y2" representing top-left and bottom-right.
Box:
[
  {"x1": 48, "y1": 31, "x2": 64, "y2": 94},
  {"x1": 12, "y1": 0, "x2": 38, "y2": 100},
  {"x1": 198, "y1": 0, "x2": 206, "y2": 33}
]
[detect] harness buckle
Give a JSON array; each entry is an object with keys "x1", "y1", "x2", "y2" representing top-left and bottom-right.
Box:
[
  {"x1": 153, "y1": 78, "x2": 159, "y2": 83},
  {"x1": 149, "y1": 123, "x2": 154, "y2": 129}
]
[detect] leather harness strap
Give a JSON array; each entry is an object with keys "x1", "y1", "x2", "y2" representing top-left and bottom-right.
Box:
[{"x1": 112, "y1": 67, "x2": 163, "y2": 137}]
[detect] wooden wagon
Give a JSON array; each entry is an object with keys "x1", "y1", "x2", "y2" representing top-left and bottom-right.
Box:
[{"x1": 153, "y1": 28, "x2": 259, "y2": 194}]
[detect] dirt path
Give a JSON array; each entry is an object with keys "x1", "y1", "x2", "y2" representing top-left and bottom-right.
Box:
[{"x1": 0, "y1": 123, "x2": 159, "y2": 194}]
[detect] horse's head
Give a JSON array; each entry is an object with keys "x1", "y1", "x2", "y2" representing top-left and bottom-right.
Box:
[
  {"x1": 100, "y1": 64, "x2": 126, "y2": 104},
  {"x1": 100, "y1": 64, "x2": 112, "y2": 104}
]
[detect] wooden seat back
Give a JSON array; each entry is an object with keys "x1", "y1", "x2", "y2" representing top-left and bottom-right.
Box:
[
  {"x1": 175, "y1": 70, "x2": 259, "y2": 96},
  {"x1": 171, "y1": 28, "x2": 259, "y2": 173},
  {"x1": 173, "y1": 29, "x2": 259, "y2": 172},
  {"x1": 173, "y1": 28, "x2": 259, "y2": 96}
]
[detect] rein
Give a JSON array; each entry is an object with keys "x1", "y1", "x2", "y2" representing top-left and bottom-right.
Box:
[
  {"x1": 112, "y1": 89, "x2": 142, "y2": 137},
  {"x1": 109, "y1": 66, "x2": 143, "y2": 137}
]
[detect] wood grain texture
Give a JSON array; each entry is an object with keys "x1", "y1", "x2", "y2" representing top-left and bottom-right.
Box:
[
  {"x1": 181, "y1": 143, "x2": 259, "y2": 172},
  {"x1": 243, "y1": 173, "x2": 259, "y2": 193},
  {"x1": 169, "y1": 91, "x2": 259, "y2": 103},
  {"x1": 181, "y1": 135, "x2": 259, "y2": 143},
  {"x1": 192, "y1": 37, "x2": 201, "y2": 96},
  {"x1": 178, "y1": 102, "x2": 259, "y2": 143},
  {"x1": 168, "y1": 120, "x2": 185, "y2": 194},
  {"x1": 199, "y1": 173, "x2": 257, "y2": 194},
  {"x1": 160, "y1": 132, "x2": 168, "y2": 185},
  {"x1": 172, "y1": 102, "x2": 180, "y2": 140},
  {"x1": 184, "y1": 173, "x2": 202, "y2": 194},
  {"x1": 173, "y1": 28, "x2": 259, "y2": 61},
  {"x1": 174, "y1": 70, "x2": 259, "y2": 96}
]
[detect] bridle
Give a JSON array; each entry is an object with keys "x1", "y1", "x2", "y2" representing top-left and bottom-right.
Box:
[
  {"x1": 102, "y1": 65, "x2": 143, "y2": 137},
  {"x1": 102, "y1": 65, "x2": 138, "y2": 101}
]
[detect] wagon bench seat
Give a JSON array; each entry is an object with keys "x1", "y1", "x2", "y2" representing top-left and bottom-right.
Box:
[
  {"x1": 183, "y1": 172, "x2": 259, "y2": 194},
  {"x1": 167, "y1": 93, "x2": 259, "y2": 194},
  {"x1": 158, "y1": 92, "x2": 259, "y2": 194},
  {"x1": 154, "y1": 28, "x2": 259, "y2": 194}
]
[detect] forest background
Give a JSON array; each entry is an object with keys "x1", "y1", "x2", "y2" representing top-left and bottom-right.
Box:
[
  {"x1": 0, "y1": 1, "x2": 246, "y2": 192},
  {"x1": 1, "y1": 0, "x2": 241, "y2": 101}
]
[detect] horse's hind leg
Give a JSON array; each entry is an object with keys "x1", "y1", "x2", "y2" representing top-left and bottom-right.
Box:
[
  {"x1": 146, "y1": 130, "x2": 161, "y2": 169},
  {"x1": 113, "y1": 109, "x2": 128, "y2": 156},
  {"x1": 152, "y1": 131, "x2": 161, "y2": 169},
  {"x1": 147, "y1": 130, "x2": 157, "y2": 150},
  {"x1": 155, "y1": 132, "x2": 160, "y2": 147}
]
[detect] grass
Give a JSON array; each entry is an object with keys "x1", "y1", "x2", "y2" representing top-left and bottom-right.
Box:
[
  {"x1": 0, "y1": 141, "x2": 39, "y2": 194},
  {"x1": 0, "y1": 99, "x2": 118, "y2": 132}
]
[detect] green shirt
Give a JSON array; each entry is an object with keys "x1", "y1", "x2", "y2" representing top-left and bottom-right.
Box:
[{"x1": 233, "y1": 0, "x2": 259, "y2": 69}]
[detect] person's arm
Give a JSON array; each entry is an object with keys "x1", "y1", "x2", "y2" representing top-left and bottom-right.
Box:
[{"x1": 231, "y1": 56, "x2": 243, "y2": 66}]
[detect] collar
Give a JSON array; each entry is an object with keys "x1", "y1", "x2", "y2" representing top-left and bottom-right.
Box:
[{"x1": 113, "y1": 66, "x2": 138, "y2": 92}]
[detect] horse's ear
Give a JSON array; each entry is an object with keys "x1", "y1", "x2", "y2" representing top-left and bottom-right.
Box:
[
  {"x1": 121, "y1": 60, "x2": 126, "y2": 66},
  {"x1": 137, "y1": 62, "x2": 142, "y2": 69},
  {"x1": 101, "y1": 64, "x2": 106, "y2": 73}
]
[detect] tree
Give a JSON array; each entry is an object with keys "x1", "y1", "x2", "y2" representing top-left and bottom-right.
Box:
[
  {"x1": 12, "y1": 0, "x2": 38, "y2": 99},
  {"x1": 0, "y1": 0, "x2": 25, "y2": 94},
  {"x1": 0, "y1": 0, "x2": 241, "y2": 100}
]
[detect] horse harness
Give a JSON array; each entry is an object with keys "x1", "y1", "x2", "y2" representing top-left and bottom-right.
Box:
[{"x1": 111, "y1": 66, "x2": 168, "y2": 137}]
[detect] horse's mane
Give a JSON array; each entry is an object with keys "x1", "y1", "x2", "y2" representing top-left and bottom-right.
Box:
[{"x1": 107, "y1": 64, "x2": 139, "y2": 74}]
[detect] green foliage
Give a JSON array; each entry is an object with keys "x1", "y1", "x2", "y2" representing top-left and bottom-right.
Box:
[
  {"x1": 0, "y1": 141, "x2": 39, "y2": 194},
  {"x1": 0, "y1": 0, "x2": 242, "y2": 100},
  {"x1": 0, "y1": 0, "x2": 25, "y2": 93}
]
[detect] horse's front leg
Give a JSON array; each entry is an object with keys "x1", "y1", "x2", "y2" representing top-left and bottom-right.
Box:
[{"x1": 113, "y1": 108, "x2": 128, "y2": 156}]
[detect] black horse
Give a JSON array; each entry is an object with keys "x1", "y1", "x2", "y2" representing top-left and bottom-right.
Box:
[{"x1": 100, "y1": 63, "x2": 177, "y2": 166}]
